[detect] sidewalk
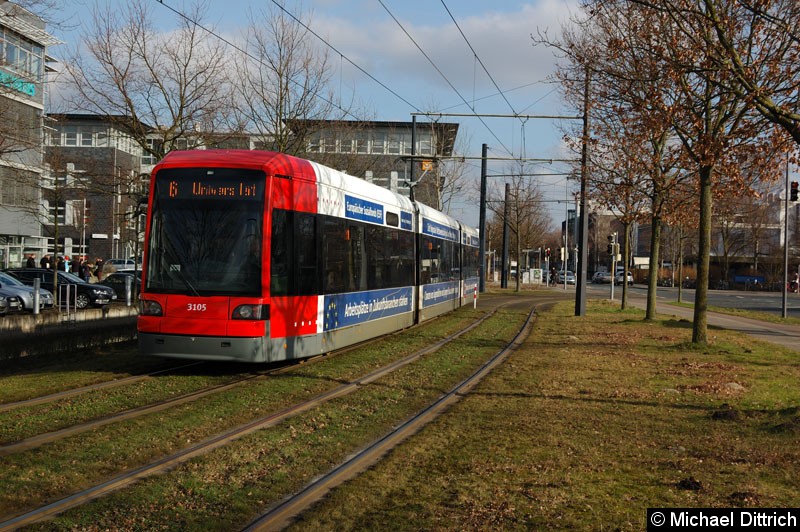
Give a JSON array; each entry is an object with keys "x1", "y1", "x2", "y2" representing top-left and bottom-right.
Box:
[{"x1": 625, "y1": 296, "x2": 800, "y2": 352}]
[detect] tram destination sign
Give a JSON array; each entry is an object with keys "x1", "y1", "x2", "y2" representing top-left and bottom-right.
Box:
[{"x1": 157, "y1": 174, "x2": 264, "y2": 201}]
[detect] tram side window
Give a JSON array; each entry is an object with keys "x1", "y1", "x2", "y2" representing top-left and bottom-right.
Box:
[
  {"x1": 421, "y1": 236, "x2": 458, "y2": 283},
  {"x1": 270, "y1": 209, "x2": 318, "y2": 296},
  {"x1": 295, "y1": 213, "x2": 318, "y2": 295},
  {"x1": 347, "y1": 224, "x2": 368, "y2": 292},
  {"x1": 439, "y1": 239, "x2": 456, "y2": 280},
  {"x1": 383, "y1": 229, "x2": 414, "y2": 288},
  {"x1": 270, "y1": 209, "x2": 290, "y2": 296},
  {"x1": 322, "y1": 217, "x2": 347, "y2": 294},
  {"x1": 365, "y1": 225, "x2": 381, "y2": 288},
  {"x1": 420, "y1": 237, "x2": 441, "y2": 284},
  {"x1": 462, "y1": 246, "x2": 479, "y2": 279}
]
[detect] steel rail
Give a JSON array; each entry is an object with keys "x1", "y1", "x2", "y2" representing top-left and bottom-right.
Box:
[
  {"x1": 0, "y1": 361, "x2": 205, "y2": 414},
  {"x1": 244, "y1": 304, "x2": 537, "y2": 531},
  {"x1": 0, "y1": 309, "x2": 495, "y2": 531},
  {"x1": 0, "y1": 317, "x2": 444, "y2": 454}
]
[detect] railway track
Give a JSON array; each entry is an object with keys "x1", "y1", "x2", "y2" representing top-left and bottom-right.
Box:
[
  {"x1": 0, "y1": 361, "x2": 204, "y2": 415},
  {"x1": 0, "y1": 302, "x2": 511, "y2": 530},
  {"x1": 245, "y1": 304, "x2": 537, "y2": 531}
]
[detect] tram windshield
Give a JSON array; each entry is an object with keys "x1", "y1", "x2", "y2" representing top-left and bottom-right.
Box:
[{"x1": 145, "y1": 167, "x2": 266, "y2": 296}]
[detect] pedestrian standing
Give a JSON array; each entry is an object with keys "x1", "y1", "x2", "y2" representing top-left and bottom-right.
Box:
[
  {"x1": 26, "y1": 255, "x2": 35, "y2": 268},
  {"x1": 81, "y1": 259, "x2": 92, "y2": 282},
  {"x1": 95, "y1": 258, "x2": 104, "y2": 281}
]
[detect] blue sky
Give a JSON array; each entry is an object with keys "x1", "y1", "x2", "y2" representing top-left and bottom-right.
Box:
[{"x1": 49, "y1": 0, "x2": 581, "y2": 227}]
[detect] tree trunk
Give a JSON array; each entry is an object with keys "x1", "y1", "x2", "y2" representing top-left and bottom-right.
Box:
[
  {"x1": 677, "y1": 227, "x2": 684, "y2": 304},
  {"x1": 646, "y1": 213, "x2": 661, "y2": 320},
  {"x1": 692, "y1": 165, "x2": 713, "y2": 344}
]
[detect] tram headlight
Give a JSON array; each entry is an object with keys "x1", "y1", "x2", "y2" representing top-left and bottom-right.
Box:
[
  {"x1": 232, "y1": 304, "x2": 269, "y2": 320},
  {"x1": 139, "y1": 299, "x2": 163, "y2": 316}
]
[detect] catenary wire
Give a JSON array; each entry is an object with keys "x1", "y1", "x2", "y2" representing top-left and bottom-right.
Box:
[
  {"x1": 439, "y1": 0, "x2": 522, "y2": 121},
  {"x1": 376, "y1": 0, "x2": 515, "y2": 157},
  {"x1": 268, "y1": 0, "x2": 423, "y2": 114}
]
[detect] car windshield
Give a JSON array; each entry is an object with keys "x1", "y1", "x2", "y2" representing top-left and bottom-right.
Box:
[
  {"x1": 145, "y1": 167, "x2": 266, "y2": 297},
  {"x1": 0, "y1": 272, "x2": 25, "y2": 286}
]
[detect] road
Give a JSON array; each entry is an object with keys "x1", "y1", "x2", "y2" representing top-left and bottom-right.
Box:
[
  {"x1": 582, "y1": 283, "x2": 800, "y2": 352},
  {"x1": 584, "y1": 283, "x2": 800, "y2": 317}
]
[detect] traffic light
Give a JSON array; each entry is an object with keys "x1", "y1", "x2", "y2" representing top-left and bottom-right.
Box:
[
  {"x1": 792, "y1": 181, "x2": 798, "y2": 202},
  {"x1": 607, "y1": 234, "x2": 613, "y2": 254},
  {"x1": 545, "y1": 248, "x2": 550, "y2": 258}
]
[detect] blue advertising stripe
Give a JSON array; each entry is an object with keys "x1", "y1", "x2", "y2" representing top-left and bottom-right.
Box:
[
  {"x1": 421, "y1": 281, "x2": 460, "y2": 308},
  {"x1": 464, "y1": 277, "x2": 479, "y2": 293},
  {"x1": 323, "y1": 287, "x2": 413, "y2": 331},
  {"x1": 400, "y1": 211, "x2": 413, "y2": 230},
  {"x1": 344, "y1": 194, "x2": 384, "y2": 224},
  {"x1": 422, "y1": 218, "x2": 459, "y2": 242}
]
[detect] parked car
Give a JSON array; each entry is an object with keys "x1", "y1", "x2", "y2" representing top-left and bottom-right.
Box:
[
  {"x1": 615, "y1": 272, "x2": 634, "y2": 285},
  {"x1": 5, "y1": 268, "x2": 117, "y2": 309},
  {"x1": 557, "y1": 271, "x2": 576, "y2": 285},
  {"x1": 98, "y1": 271, "x2": 141, "y2": 300},
  {"x1": 105, "y1": 258, "x2": 141, "y2": 272},
  {"x1": 0, "y1": 290, "x2": 22, "y2": 316},
  {"x1": 591, "y1": 271, "x2": 613, "y2": 284},
  {"x1": 0, "y1": 271, "x2": 55, "y2": 311}
]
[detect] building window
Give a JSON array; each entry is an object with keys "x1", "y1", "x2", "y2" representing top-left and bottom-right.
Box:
[
  {"x1": 356, "y1": 132, "x2": 369, "y2": 154},
  {"x1": 64, "y1": 127, "x2": 77, "y2": 146},
  {"x1": 307, "y1": 133, "x2": 321, "y2": 153},
  {"x1": 419, "y1": 136, "x2": 433, "y2": 155},
  {"x1": 0, "y1": 29, "x2": 45, "y2": 82},
  {"x1": 372, "y1": 132, "x2": 386, "y2": 155},
  {"x1": 399, "y1": 132, "x2": 411, "y2": 155},
  {"x1": 387, "y1": 134, "x2": 401, "y2": 155}
]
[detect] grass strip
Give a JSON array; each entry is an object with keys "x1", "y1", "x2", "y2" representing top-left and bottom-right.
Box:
[
  {"x1": 0, "y1": 306, "x2": 489, "y2": 518},
  {"x1": 20, "y1": 307, "x2": 527, "y2": 530},
  {"x1": 286, "y1": 299, "x2": 800, "y2": 530}
]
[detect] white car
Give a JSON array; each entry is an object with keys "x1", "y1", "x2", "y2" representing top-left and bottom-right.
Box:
[
  {"x1": 558, "y1": 271, "x2": 576, "y2": 285},
  {"x1": 592, "y1": 271, "x2": 613, "y2": 284},
  {"x1": 615, "y1": 272, "x2": 634, "y2": 285}
]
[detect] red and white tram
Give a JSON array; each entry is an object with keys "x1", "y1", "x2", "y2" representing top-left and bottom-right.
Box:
[{"x1": 137, "y1": 150, "x2": 479, "y2": 363}]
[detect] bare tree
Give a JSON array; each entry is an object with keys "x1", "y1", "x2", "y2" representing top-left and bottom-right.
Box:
[
  {"x1": 625, "y1": 0, "x2": 800, "y2": 146},
  {"x1": 437, "y1": 130, "x2": 472, "y2": 215},
  {"x1": 230, "y1": 2, "x2": 343, "y2": 157},
  {"x1": 549, "y1": 1, "x2": 787, "y2": 343},
  {"x1": 59, "y1": 1, "x2": 235, "y2": 159}
]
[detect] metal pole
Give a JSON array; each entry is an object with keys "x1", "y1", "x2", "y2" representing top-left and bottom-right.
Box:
[
  {"x1": 783, "y1": 153, "x2": 790, "y2": 318},
  {"x1": 410, "y1": 116, "x2": 416, "y2": 202},
  {"x1": 501, "y1": 182, "x2": 510, "y2": 289},
  {"x1": 500, "y1": 183, "x2": 510, "y2": 288},
  {"x1": 564, "y1": 182, "x2": 568, "y2": 290},
  {"x1": 478, "y1": 143, "x2": 488, "y2": 292},
  {"x1": 576, "y1": 67, "x2": 590, "y2": 316}
]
